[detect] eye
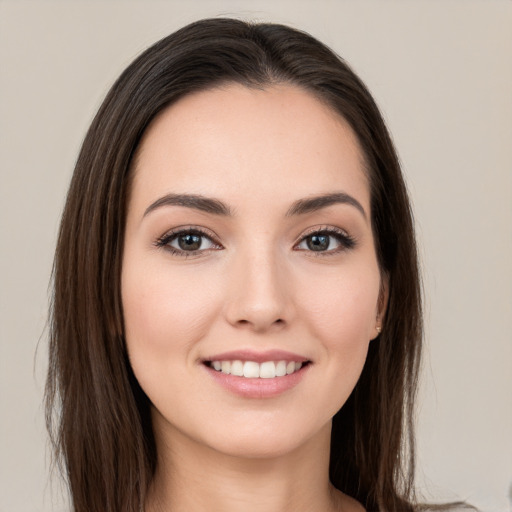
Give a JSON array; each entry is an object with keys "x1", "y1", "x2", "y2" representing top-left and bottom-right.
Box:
[
  {"x1": 295, "y1": 227, "x2": 356, "y2": 254},
  {"x1": 155, "y1": 227, "x2": 222, "y2": 257}
]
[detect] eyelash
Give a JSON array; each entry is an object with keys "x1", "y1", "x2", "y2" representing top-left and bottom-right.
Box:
[
  {"x1": 154, "y1": 225, "x2": 356, "y2": 258},
  {"x1": 295, "y1": 226, "x2": 356, "y2": 256},
  {"x1": 154, "y1": 226, "x2": 221, "y2": 258}
]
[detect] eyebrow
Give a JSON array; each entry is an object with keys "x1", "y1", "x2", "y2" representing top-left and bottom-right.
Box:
[
  {"x1": 143, "y1": 192, "x2": 366, "y2": 220},
  {"x1": 285, "y1": 192, "x2": 367, "y2": 219},
  {"x1": 144, "y1": 193, "x2": 233, "y2": 217}
]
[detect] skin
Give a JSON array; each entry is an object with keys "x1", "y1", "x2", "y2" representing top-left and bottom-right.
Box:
[{"x1": 122, "y1": 83, "x2": 385, "y2": 512}]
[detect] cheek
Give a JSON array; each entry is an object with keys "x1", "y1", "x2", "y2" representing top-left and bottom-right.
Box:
[
  {"x1": 297, "y1": 264, "x2": 380, "y2": 365},
  {"x1": 295, "y1": 268, "x2": 380, "y2": 417},
  {"x1": 305, "y1": 272, "x2": 378, "y2": 329},
  {"x1": 121, "y1": 260, "x2": 226, "y2": 418},
  {"x1": 121, "y1": 258, "x2": 221, "y2": 365}
]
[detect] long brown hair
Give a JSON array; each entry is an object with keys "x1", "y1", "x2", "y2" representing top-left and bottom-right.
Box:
[{"x1": 47, "y1": 17, "x2": 432, "y2": 512}]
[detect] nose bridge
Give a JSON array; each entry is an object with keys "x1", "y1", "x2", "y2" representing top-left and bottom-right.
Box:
[{"x1": 225, "y1": 239, "x2": 291, "y2": 331}]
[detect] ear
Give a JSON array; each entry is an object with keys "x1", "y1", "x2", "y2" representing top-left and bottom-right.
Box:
[{"x1": 373, "y1": 273, "x2": 389, "y2": 339}]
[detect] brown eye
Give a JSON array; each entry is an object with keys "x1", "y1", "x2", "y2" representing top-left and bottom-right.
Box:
[
  {"x1": 156, "y1": 228, "x2": 221, "y2": 256},
  {"x1": 168, "y1": 231, "x2": 217, "y2": 252},
  {"x1": 177, "y1": 233, "x2": 202, "y2": 251}
]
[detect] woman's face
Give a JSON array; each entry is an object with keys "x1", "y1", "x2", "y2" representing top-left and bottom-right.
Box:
[{"x1": 122, "y1": 84, "x2": 384, "y2": 458}]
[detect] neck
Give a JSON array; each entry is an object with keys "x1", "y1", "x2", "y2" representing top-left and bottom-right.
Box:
[{"x1": 146, "y1": 419, "x2": 351, "y2": 512}]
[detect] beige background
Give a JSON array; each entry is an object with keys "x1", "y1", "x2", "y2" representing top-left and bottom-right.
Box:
[{"x1": 1, "y1": 1, "x2": 511, "y2": 511}]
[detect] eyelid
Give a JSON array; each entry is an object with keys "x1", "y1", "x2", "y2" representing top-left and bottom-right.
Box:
[
  {"x1": 296, "y1": 224, "x2": 350, "y2": 240},
  {"x1": 293, "y1": 225, "x2": 356, "y2": 254},
  {"x1": 154, "y1": 225, "x2": 223, "y2": 257},
  {"x1": 154, "y1": 224, "x2": 356, "y2": 258}
]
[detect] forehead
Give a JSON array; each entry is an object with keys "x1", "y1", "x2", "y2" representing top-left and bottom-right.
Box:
[{"x1": 130, "y1": 83, "x2": 369, "y2": 214}]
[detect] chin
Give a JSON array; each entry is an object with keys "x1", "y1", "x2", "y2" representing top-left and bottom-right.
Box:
[
  {"x1": 198, "y1": 417, "x2": 332, "y2": 461},
  {"x1": 216, "y1": 435, "x2": 300, "y2": 460}
]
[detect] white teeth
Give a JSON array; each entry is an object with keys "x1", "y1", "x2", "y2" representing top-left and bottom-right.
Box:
[
  {"x1": 275, "y1": 360, "x2": 287, "y2": 377},
  {"x1": 231, "y1": 360, "x2": 244, "y2": 376},
  {"x1": 259, "y1": 361, "x2": 276, "y2": 379},
  {"x1": 243, "y1": 361, "x2": 260, "y2": 378},
  {"x1": 209, "y1": 359, "x2": 307, "y2": 378}
]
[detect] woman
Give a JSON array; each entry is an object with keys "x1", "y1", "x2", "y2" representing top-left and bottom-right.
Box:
[{"x1": 46, "y1": 17, "x2": 467, "y2": 512}]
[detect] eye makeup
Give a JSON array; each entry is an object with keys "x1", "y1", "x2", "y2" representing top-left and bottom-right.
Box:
[
  {"x1": 293, "y1": 225, "x2": 356, "y2": 256},
  {"x1": 154, "y1": 223, "x2": 357, "y2": 259},
  {"x1": 154, "y1": 226, "x2": 222, "y2": 258}
]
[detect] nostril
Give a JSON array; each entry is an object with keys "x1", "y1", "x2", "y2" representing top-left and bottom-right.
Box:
[{"x1": 230, "y1": 310, "x2": 287, "y2": 332}]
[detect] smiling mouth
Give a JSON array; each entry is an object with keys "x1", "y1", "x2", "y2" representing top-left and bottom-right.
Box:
[{"x1": 204, "y1": 360, "x2": 311, "y2": 379}]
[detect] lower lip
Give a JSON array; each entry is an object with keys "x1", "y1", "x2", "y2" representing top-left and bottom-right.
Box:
[{"x1": 203, "y1": 364, "x2": 310, "y2": 398}]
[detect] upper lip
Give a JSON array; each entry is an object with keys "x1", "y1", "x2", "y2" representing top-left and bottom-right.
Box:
[{"x1": 202, "y1": 349, "x2": 311, "y2": 364}]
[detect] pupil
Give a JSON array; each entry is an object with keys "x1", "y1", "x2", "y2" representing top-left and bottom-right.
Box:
[
  {"x1": 307, "y1": 234, "x2": 329, "y2": 251},
  {"x1": 178, "y1": 234, "x2": 201, "y2": 251}
]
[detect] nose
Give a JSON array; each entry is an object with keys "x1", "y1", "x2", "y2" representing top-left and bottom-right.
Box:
[{"x1": 224, "y1": 246, "x2": 292, "y2": 333}]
